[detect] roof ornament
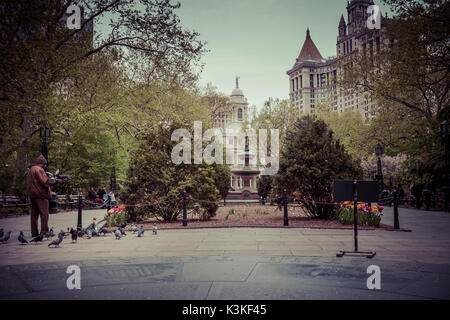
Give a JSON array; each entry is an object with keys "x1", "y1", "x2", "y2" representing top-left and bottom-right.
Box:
[{"x1": 236, "y1": 76, "x2": 240, "y2": 88}]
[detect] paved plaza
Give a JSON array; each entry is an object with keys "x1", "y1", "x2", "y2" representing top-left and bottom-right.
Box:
[{"x1": 0, "y1": 206, "x2": 449, "y2": 299}]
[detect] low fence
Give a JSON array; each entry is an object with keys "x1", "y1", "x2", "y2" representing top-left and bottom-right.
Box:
[{"x1": 73, "y1": 191, "x2": 403, "y2": 231}]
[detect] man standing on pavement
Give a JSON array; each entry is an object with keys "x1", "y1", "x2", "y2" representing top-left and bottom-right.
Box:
[{"x1": 26, "y1": 155, "x2": 57, "y2": 237}]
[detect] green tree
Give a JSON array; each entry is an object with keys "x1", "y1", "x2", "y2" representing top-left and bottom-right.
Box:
[
  {"x1": 122, "y1": 120, "x2": 228, "y2": 222},
  {"x1": 340, "y1": 0, "x2": 449, "y2": 190},
  {"x1": 316, "y1": 106, "x2": 371, "y2": 159},
  {"x1": 0, "y1": 0, "x2": 206, "y2": 195},
  {"x1": 180, "y1": 167, "x2": 221, "y2": 221},
  {"x1": 257, "y1": 175, "x2": 273, "y2": 201},
  {"x1": 211, "y1": 164, "x2": 232, "y2": 201},
  {"x1": 273, "y1": 116, "x2": 362, "y2": 219}
]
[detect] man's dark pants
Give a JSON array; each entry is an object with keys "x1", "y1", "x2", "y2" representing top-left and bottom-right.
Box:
[{"x1": 31, "y1": 198, "x2": 49, "y2": 236}]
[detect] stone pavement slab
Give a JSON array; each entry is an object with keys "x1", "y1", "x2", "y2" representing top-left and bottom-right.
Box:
[{"x1": 0, "y1": 256, "x2": 449, "y2": 300}]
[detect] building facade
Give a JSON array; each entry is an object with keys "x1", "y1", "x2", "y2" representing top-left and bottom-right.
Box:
[
  {"x1": 287, "y1": 0, "x2": 386, "y2": 119},
  {"x1": 215, "y1": 78, "x2": 262, "y2": 200}
]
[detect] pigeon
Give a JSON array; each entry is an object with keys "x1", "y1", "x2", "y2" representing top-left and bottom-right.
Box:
[
  {"x1": 58, "y1": 230, "x2": 65, "y2": 239},
  {"x1": 130, "y1": 225, "x2": 138, "y2": 233},
  {"x1": 77, "y1": 230, "x2": 84, "y2": 237},
  {"x1": 152, "y1": 223, "x2": 157, "y2": 235},
  {"x1": 0, "y1": 231, "x2": 12, "y2": 243},
  {"x1": 118, "y1": 223, "x2": 127, "y2": 229},
  {"x1": 118, "y1": 227, "x2": 126, "y2": 236},
  {"x1": 45, "y1": 228, "x2": 55, "y2": 240},
  {"x1": 30, "y1": 233, "x2": 44, "y2": 243},
  {"x1": 138, "y1": 225, "x2": 144, "y2": 237},
  {"x1": 114, "y1": 229, "x2": 121, "y2": 240},
  {"x1": 18, "y1": 231, "x2": 28, "y2": 245},
  {"x1": 91, "y1": 228, "x2": 99, "y2": 237},
  {"x1": 86, "y1": 229, "x2": 92, "y2": 239},
  {"x1": 70, "y1": 228, "x2": 78, "y2": 243},
  {"x1": 99, "y1": 227, "x2": 111, "y2": 235},
  {"x1": 48, "y1": 235, "x2": 63, "y2": 248}
]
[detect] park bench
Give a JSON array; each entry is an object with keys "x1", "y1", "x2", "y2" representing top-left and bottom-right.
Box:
[
  {"x1": 0, "y1": 195, "x2": 31, "y2": 213},
  {"x1": 58, "y1": 194, "x2": 106, "y2": 210},
  {"x1": 57, "y1": 194, "x2": 79, "y2": 210}
]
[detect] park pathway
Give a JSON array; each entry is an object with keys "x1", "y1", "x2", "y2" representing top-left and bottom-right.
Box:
[{"x1": 0, "y1": 205, "x2": 449, "y2": 299}]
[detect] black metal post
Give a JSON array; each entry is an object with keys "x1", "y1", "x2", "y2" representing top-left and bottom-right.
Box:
[
  {"x1": 41, "y1": 140, "x2": 49, "y2": 172},
  {"x1": 445, "y1": 136, "x2": 449, "y2": 212},
  {"x1": 393, "y1": 192, "x2": 400, "y2": 229},
  {"x1": 336, "y1": 180, "x2": 376, "y2": 258},
  {"x1": 182, "y1": 190, "x2": 187, "y2": 226},
  {"x1": 376, "y1": 156, "x2": 383, "y2": 194},
  {"x1": 77, "y1": 194, "x2": 82, "y2": 231},
  {"x1": 283, "y1": 189, "x2": 288, "y2": 226},
  {"x1": 353, "y1": 180, "x2": 358, "y2": 252},
  {"x1": 110, "y1": 166, "x2": 117, "y2": 192}
]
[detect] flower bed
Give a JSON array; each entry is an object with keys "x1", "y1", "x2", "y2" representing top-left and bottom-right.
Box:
[
  {"x1": 105, "y1": 206, "x2": 128, "y2": 227},
  {"x1": 337, "y1": 202, "x2": 384, "y2": 227}
]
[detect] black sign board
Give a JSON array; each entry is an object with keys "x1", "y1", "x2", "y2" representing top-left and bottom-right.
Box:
[
  {"x1": 333, "y1": 179, "x2": 378, "y2": 258},
  {"x1": 333, "y1": 180, "x2": 378, "y2": 202}
]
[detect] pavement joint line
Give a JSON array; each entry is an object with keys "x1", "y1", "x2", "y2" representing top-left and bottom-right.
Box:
[
  {"x1": 243, "y1": 262, "x2": 259, "y2": 283},
  {"x1": 205, "y1": 281, "x2": 214, "y2": 299}
]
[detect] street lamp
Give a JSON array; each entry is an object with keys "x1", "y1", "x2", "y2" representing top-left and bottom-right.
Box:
[
  {"x1": 441, "y1": 120, "x2": 449, "y2": 212},
  {"x1": 39, "y1": 123, "x2": 51, "y2": 172},
  {"x1": 375, "y1": 144, "x2": 383, "y2": 194}
]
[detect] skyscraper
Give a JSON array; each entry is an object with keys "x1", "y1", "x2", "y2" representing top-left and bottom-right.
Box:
[{"x1": 287, "y1": 0, "x2": 387, "y2": 119}]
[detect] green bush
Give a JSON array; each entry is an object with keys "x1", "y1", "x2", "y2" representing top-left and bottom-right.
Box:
[
  {"x1": 337, "y1": 207, "x2": 381, "y2": 227},
  {"x1": 273, "y1": 116, "x2": 363, "y2": 220}
]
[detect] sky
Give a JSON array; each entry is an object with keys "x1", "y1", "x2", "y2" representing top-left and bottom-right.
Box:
[{"x1": 175, "y1": 0, "x2": 390, "y2": 110}]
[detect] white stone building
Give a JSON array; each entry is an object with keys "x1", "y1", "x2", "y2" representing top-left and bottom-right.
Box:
[
  {"x1": 215, "y1": 77, "x2": 262, "y2": 200},
  {"x1": 287, "y1": 0, "x2": 387, "y2": 119}
]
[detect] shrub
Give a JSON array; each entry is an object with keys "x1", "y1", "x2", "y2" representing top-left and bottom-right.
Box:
[
  {"x1": 273, "y1": 116, "x2": 362, "y2": 219},
  {"x1": 121, "y1": 125, "x2": 229, "y2": 222}
]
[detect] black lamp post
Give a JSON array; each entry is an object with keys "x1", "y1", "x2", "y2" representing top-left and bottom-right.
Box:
[
  {"x1": 110, "y1": 148, "x2": 117, "y2": 192},
  {"x1": 375, "y1": 144, "x2": 383, "y2": 194},
  {"x1": 39, "y1": 124, "x2": 51, "y2": 172},
  {"x1": 441, "y1": 120, "x2": 449, "y2": 212}
]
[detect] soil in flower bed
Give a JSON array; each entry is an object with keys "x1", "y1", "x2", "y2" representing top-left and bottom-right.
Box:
[{"x1": 119, "y1": 205, "x2": 394, "y2": 231}]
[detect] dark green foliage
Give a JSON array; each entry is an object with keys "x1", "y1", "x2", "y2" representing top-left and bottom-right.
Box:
[
  {"x1": 180, "y1": 167, "x2": 221, "y2": 221},
  {"x1": 273, "y1": 115, "x2": 362, "y2": 219},
  {"x1": 211, "y1": 164, "x2": 232, "y2": 200},
  {"x1": 257, "y1": 175, "x2": 273, "y2": 200},
  {"x1": 121, "y1": 124, "x2": 227, "y2": 222}
]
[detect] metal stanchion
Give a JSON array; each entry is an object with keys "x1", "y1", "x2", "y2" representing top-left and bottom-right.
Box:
[
  {"x1": 283, "y1": 189, "x2": 288, "y2": 226},
  {"x1": 182, "y1": 190, "x2": 187, "y2": 226},
  {"x1": 393, "y1": 192, "x2": 400, "y2": 230},
  {"x1": 77, "y1": 194, "x2": 82, "y2": 231}
]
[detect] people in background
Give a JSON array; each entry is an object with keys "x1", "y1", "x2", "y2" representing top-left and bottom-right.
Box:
[
  {"x1": 108, "y1": 189, "x2": 117, "y2": 207},
  {"x1": 97, "y1": 187, "x2": 106, "y2": 201},
  {"x1": 88, "y1": 187, "x2": 98, "y2": 201}
]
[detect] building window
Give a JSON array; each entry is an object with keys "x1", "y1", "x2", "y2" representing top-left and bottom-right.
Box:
[{"x1": 238, "y1": 108, "x2": 243, "y2": 121}]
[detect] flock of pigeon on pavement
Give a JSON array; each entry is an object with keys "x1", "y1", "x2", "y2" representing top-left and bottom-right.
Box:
[{"x1": 0, "y1": 222, "x2": 158, "y2": 248}]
